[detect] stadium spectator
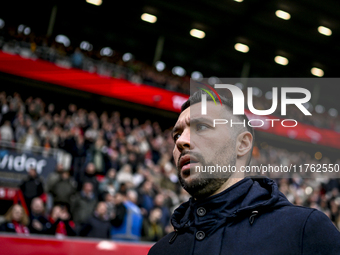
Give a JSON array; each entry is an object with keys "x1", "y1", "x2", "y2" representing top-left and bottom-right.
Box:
[
  {"x1": 19, "y1": 127, "x2": 40, "y2": 152},
  {"x1": 116, "y1": 164, "x2": 134, "y2": 187},
  {"x1": 153, "y1": 194, "x2": 171, "y2": 230},
  {"x1": 141, "y1": 207, "x2": 164, "y2": 242},
  {"x1": 78, "y1": 162, "x2": 99, "y2": 194},
  {"x1": 0, "y1": 204, "x2": 30, "y2": 235},
  {"x1": 71, "y1": 47, "x2": 84, "y2": 69},
  {"x1": 111, "y1": 190, "x2": 143, "y2": 241},
  {"x1": 45, "y1": 164, "x2": 65, "y2": 194},
  {"x1": 80, "y1": 202, "x2": 111, "y2": 239},
  {"x1": 19, "y1": 168, "x2": 44, "y2": 212},
  {"x1": 110, "y1": 192, "x2": 127, "y2": 230},
  {"x1": 137, "y1": 180, "x2": 155, "y2": 216},
  {"x1": 98, "y1": 168, "x2": 120, "y2": 196},
  {"x1": 71, "y1": 182, "x2": 97, "y2": 232},
  {"x1": 50, "y1": 170, "x2": 77, "y2": 207},
  {"x1": 0, "y1": 120, "x2": 14, "y2": 142},
  {"x1": 86, "y1": 137, "x2": 109, "y2": 174},
  {"x1": 47, "y1": 205, "x2": 76, "y2": 237},
  {"x1": 28, "y1": 197, "x2": 51, "y2": 234}
]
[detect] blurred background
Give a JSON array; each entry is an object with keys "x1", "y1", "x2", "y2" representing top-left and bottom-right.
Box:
[{"x1": 0, "y1": 0, "x2": 339, "y2": 254}]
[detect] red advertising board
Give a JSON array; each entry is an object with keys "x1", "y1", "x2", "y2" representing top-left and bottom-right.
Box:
[{"x1": 0, "y1": 234, "x2": 153, "y2": 255}]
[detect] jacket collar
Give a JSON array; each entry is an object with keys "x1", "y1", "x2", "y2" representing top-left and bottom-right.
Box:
[{"x1": 171, "y1": 177, "x2": 290, "y2": 233}]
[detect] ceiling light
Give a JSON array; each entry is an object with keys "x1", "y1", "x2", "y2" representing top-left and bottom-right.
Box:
[
  {"x1": 122, "y1": 52, "x2": 133, "y2": 62},
  {"x1": 275, "y1": 10, "x2": 291, "y2": 20},
  {"x1": 23, "y1": 27, "x2": 31, "y2": 35},
  {"x1": 311, "y1": 67, "x2": 324, "y2": 77},
  {"x1": 155, "y1": 61, "x2": 165, "y2": 72},
  {"x1": 191, "y1": 71, "x2": 203, "y2": 81},
  {"x1": 86, "y1": 0, "x2": 102, "y2": 6},
  {"x1": 172, "y1": 66, "x2": 186, "y2": 77},
  {"x1": 100, "y1": 47, "x2": 114, "y2": 57},
  {"x1": 274, "y1": 56, "x2": 288, "y2": 65},
  {"x1": 208, "y1": 76, "x2": 220, "y2": 85},
  {"x1": 318, "y1": 26, "x2": 332, "y2": 36},
  {"x1": 328, "y1": 108, "x2": 338, "y2": 117},
  {"x1": 18, "y1": 24, "x2": 25, "y2": 33},
  {"x1": 265, "y1": 91, "x2": 272, "y2": 100},
  {"x1": 234, "y1": 0, "x2": 243, "y2": 2},
  {"x1": 315, "y1": 105, "x2": 325, "y2": 114},
  {"x1": 141, "y1": 13, "x2": 157, "y2": 23},
  {"x1": 55, "y1": 35, "x2": 70, "y2": 47},
  {"x1": 190, "y1": 29, "x2": 205, "y2": 39},
  {"x1": 0, "y1": 19, "x2": 5, "y2": 29},
  {"x1": 80, "y1": 41, "x2": 93, "y2": 51},
  {"x1": 252, "y1": 87, "x2": 262, "y2": 97},
  {"x1": 234, "y1": 43, "x2": 249, "y2": 53}
]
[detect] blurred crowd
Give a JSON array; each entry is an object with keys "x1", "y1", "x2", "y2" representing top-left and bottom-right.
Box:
[
  {"x1": 0, "y1": 23, "x2": 340, "y2": 131},
  {"x1": 0, "y1": 91, "x2": 340, "y2": 242}
]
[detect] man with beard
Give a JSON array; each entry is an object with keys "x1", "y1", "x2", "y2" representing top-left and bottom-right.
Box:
[{"x1": 148, "y1": 91, "x2": 340, "y2": 255}]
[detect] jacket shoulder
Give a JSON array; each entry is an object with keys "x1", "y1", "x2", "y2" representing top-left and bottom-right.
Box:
[{"x1": 302, "y1": 209, "x2": 340, "y2": 254}]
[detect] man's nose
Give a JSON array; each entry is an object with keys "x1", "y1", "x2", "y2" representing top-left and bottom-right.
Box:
[{"x1": 176, "y1": 128, "x2": 190, "y2": 151}]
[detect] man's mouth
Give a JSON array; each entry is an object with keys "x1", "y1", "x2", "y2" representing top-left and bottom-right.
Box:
[{"x1": 179, "y1": 155, "x2": 200, "y2": 175}]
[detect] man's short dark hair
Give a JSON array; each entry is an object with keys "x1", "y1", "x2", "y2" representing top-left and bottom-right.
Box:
[{"x1": 181, "y1": 90, "x2": 255, "y2": 165}]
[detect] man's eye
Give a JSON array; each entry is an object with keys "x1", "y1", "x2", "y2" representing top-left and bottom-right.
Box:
[
  {"x1": 173, "y1": 133, "x2": 181, "y2": 142},
  {"x1": 197, "y1": 123, "x2": 209, "y2": 131}
]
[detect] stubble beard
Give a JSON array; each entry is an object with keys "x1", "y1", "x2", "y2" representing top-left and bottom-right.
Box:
[{"x1": 177, "y1": 144, "x2": 237, "y2": 200}]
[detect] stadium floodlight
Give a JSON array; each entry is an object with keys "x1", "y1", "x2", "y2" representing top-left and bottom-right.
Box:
[
  {"x1": 55, "y1": 35, "x2": 71, "y2": 47},
  {"x1": 190, "y1": 29, "x2": 205, "y2": 39},
  {"x1": 172, "y1": 66, "x2": 186, "y2": 77},
  {"x1": 328, "y1": 108, "x2": 338, "y2": 117},
  {"x1": 0, "y1": 19, "x2": 5, "y2": 29},
  {"x1": 191, "y1": 71, "x2": 203, "y2": 81},
  {"x1": 100, "y1": 47, "x2": 114, "y2": 57},
  {"x1": 86, "y1": 0, "x2": 102, "y2": 6},
  {"x1": 252, "y1": 87, "x2": 262, "y2": 97},
  {"x1": 275, "y1": 10, "x2": 291, "y2": 20},
  {"x1": 80, "y1": 41, "x2": 93, "y2": 51},
  {"x1": 155, "y1": 61, "x2": 166, "y2": 72},
  {"x1": 234, "y1": 43, "x2": 249, "y2": 53},
  {"x1": 23, "y1": 27, "x2": 31, "y2": 35},
  {"x1": 122, "y1": 53, "x2": 133, "y2": 62},
  {"x1": 311, "y1": 67, "x2": 324, "y2": 77},
  {"x1": 141, "y1": 13, "x2": 157, "y2": 23},
  {"x1": 315, "y1": 105, "x2": 325, "y2": 114},
  {"x1": 318, "y1": 26, "x2": 332, "y2": 36},
  {"x1": 274, "y1": 56, "x2": 289, "y2": 65},
  {"x1": 18, "y1": 24, "x2": 25, "y2": 33}
]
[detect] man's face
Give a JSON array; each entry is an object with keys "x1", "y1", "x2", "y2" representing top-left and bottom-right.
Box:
[{"x1": 172, "y1": 102, "x2": 237, "y2": 199}]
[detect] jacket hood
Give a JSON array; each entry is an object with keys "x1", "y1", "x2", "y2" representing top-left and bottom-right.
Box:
[{"x1": 171, "y1": 177, "x2": 291, "y2": 234}]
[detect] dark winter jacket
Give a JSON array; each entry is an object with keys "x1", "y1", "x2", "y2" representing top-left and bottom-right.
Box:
[
  {"x1": 50, "y1": 177, "x2": 77, "y2": 205},
  {"x1": 28, "y1": 214, "x2": 51, "y2": 234},
  {"x1": 71, "y1": 191, "x2": 97, "y2": 224},
  {"x1": 148, "y1": 177, "x2": 340, "y2": 255},
  {"x1": 80, "y1": 213, "x2": 111, "y2": 239}
]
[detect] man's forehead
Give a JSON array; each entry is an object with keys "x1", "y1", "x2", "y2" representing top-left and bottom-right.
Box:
[
  {"x1": 174, "y1": 102, "x2": 229, "y2": 128},
  {"x1": 180, "y1": 102, "x2": 228, "y2": 119}
]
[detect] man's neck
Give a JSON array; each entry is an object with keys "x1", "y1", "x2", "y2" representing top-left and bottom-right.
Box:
[{"x1": 210, "y1": 177, "x2": 244, "y2": 197}]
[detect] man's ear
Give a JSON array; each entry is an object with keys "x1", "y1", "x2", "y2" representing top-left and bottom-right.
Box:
[{"x1": 236, "y1": 131, "x2": 253, "y2": 157}]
